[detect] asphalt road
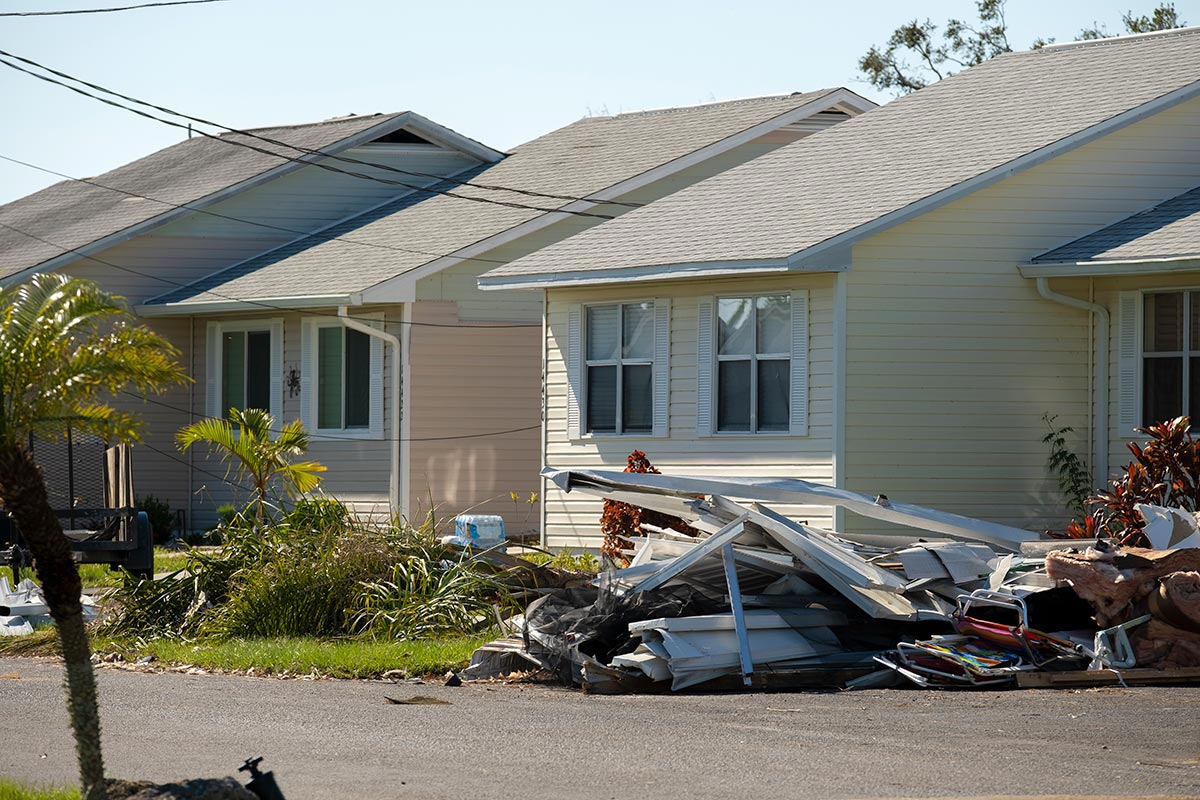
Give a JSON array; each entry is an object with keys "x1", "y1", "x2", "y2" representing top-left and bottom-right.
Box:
[{"x1": 1, "y1": 658, "x2": 1199, "y2": 800}]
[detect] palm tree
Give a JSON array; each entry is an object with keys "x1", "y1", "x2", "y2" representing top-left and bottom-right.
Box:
[
  {"x1": 176, "y1": 407, "x2": 325, "y2": 521},
  {"x1": 0, "y1": 274, "x2": 186, "y2": 800}
]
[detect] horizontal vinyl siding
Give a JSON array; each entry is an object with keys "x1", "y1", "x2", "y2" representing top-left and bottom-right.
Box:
[
  {"x1": 544, "y1": 274, "x2": 835, "y2": 550},
  {"x1": 843, "y1": 94, "x2": 1200, "y2": 536}
]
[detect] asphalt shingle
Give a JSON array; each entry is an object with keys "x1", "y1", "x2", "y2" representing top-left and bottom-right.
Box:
[
  {"x1": 482, "y1": 28, "x2": 1200, "y2": 283},
  {"x1": 1034, "y1": 184, "x2": 1200, "y2": 263},
  {"x1": 145, "y1": 91, "x2": 844, "y2": 306},
  {"x1": 0, "y1": 113, "x2": 402, "y2": 280}
]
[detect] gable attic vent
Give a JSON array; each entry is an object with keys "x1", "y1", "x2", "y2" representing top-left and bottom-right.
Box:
[{"x1": 367, "y1": 128, "x2": 435, "y2": 146}]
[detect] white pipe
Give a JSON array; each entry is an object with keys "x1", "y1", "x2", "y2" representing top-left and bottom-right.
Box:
[
  {"x1": 1035, "y1": 278, "x2": 1109, "y2": 484},
  {"x1": 338, "y1": 306, "x2": 401, "y2": 518}
]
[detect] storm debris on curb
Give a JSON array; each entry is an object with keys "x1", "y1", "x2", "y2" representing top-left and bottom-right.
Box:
[
  {"x1": 464, "y1": 469, "x2": 1200, "y2": 692},
  {"x1": 1, "y1": 576, "x2": 97, "y2": 636}
]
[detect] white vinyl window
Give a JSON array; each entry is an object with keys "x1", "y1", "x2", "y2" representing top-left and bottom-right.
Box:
[
  {"x1": 1141, "y1": 290, "x2": 1200, "y2": 426},
  {"x1": 300, "y1": 317, "x2": 384, "y2": 439},
  {"x1": 205, "y1": 319, "x2": 283, "y2": 421},
  {"x1": 697, "y1": 290, "x2": 808, "y2": 437},
  {"x1": 586, "y1": 302, "x2": 655, "y2": 434},
  {"x1": 565, "y1": 300, "x2": 669, "y2": 439}
]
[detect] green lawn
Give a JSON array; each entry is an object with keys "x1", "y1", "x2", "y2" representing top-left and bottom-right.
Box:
[
  {"x1": 0, "y1": 630, "x2": 492, "y2": 680},
  {"x1": 0, "y1": 548, "x2": 191, "y2": 588},
  {"x1": 0, "y1": 779, "x2": 77, "y2": 800}
]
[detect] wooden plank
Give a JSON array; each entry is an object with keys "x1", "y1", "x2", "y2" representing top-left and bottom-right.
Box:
[{"x1": 1016, "y1": 667, "x2": 1200, "y2": 689}]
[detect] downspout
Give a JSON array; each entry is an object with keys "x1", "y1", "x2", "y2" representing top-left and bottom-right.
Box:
[
  {"x1": 337, "y1": 306, "x2": 401, "y2": 518},
  {"x1": 1035, "y1": 278, "x2": 1109, "y2": 484}
]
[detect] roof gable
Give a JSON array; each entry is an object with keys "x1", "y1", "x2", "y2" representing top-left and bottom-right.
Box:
[
  {"x1": 481, "y1": 27, "x2": 1200, "y2": 287},
  {"x1": 0, "y1": 111, "x2": 499, "y2": 283},
  {"x1": 141, "y1": 89, "x2": 872, "y2": 311}
]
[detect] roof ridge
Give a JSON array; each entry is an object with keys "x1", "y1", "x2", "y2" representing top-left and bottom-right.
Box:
[
  {"x1": 230, "y1": 112, "x2": 399, "y2": 136},
  {"x1": 586, "y1": 91, "x2": 832, "y2": 121},
  {"x1": 1036, "y1": 25, "x2": 1200, "y2": 52}
]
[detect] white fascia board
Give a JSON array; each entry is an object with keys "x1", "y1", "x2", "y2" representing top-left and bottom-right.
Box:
[
  {"x1": 1019, "y1": 255, "x2": 1200, "y2": 278},
  {"x1": 361, "y1": 89, "x2": 872, "y2": 303},
  {"x1": 781, "y1": 79, "x2": 1200, "y2": 270},
  {"x1": 402, "y1": 112, "x2": 505, "y2": 163},
  {"x1": 477, "y1": 259, "x2": 805, "y2": 291},
  {"x1": 3, "y1": 113, "x2": 432, "y2": 288},
  {"x1": 136, "y1": 294, "x2": 354, "y2": 317}
]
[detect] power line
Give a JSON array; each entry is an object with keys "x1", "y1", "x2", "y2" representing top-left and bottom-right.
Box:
[
  {"x1": 0, "y1": 53, "x2": 616, "y2": 221},
  {"x1": 0, "y1": 0, "x2": 226, "y2": 16},
  {"x1": 0, "y1": 218, "x2": 540, "y2": 329},
  {"x1": 0, "y1": 47, "x2": 639, "y2": 209},
  {"x1": 0, "y1": 152, "x2": 514, "y2": 268},
  {"x1": 122, "y1": 390, "x2": 538, "y2": 444}
]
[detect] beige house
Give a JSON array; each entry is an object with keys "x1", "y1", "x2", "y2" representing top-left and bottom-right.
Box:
[
  {"x1": 480, "y1": 28, "x2": 1200, "y2": 548},
  {"x1": 0, "y1": 90, "x2": 874, "y2": 531}
]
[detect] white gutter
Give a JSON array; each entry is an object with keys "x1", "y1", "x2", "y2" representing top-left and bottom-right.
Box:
[
  {"x1": 1035, "y1": 278, "x2": 1109, "y2": 484},
  {"x1": 337, "y1": 306, "x2": 401, "y2": 517}
]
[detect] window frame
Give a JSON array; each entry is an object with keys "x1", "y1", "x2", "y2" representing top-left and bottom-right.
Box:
[
  {"x1": 206, "y1": 318, "x2": 283, "y2": 423},
  {"x1": 302, "y1": 314, "x2": 384, "y2": 440},
  {"x1": 583, "y1": 301, "x2": 656, "y2": 436},
  {"x1": 714, "y1": 295, "x2": 792, "y2": 435},
  {"x1": 1140, "y1": 288, "x2": 1200, "y2": 427}
]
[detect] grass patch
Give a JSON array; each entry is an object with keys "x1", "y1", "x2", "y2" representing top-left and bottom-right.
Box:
[
  {"x1": 101, "y1": 634, "x2": 493, "y2": 679},
  {"x1": 0, "y1": 779, "x2": 78, "y2": 800},
  {"x1": 0, "y1": 549, "x2": 191, "y2": 589}
]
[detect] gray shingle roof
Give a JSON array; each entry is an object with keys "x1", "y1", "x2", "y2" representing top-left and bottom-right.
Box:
[
  {"x1": 144, "y1": 91, "x2": 845, "y2": 307},
  {"x1": 0, "y1": 113, "x2": 402, "y2": 280},
  {"x1": 482, "y1": 28, "x2": 1200, "y2": 284},
  {"x1": 1033, "y1": 184, "x2": 1200, "y2": 263}
]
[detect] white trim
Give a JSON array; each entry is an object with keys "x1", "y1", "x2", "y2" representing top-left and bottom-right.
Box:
[
  {"x1": 301, "y1": 311, "x2": 385, "y2": 440},
  {"x1": 565, "y1": 305, "x2": 583, "y2": 440},
  {"x1": 1019, "y1": 256, "x2": 1200, "y2": 279},
  {"x1": 205, "y1": 317, "x2": 284, "y2": 423},
  {"x1": 138, "y1": 294, "x2": 355, "y2": 316},
  {"x1": 370, "y1": 89, "x2": 875, "y2": 302},
  {"x1": 832, "y1": 272, "x2": 847, "y2": 533},
  {"x1": 1038, "y1": 25, "x2": 1200, "y2": 50},
  {"x1": 652, "y1": 298, "x2": 671, "y2": 438},
  {"x1": 399, "y1": 302, "x2": 413, "y2": 524},
  {"x1": 481, "y1": 260, "x2": 804, "y2": 291},
  {"x1": 1117, "y1": 290, "x2": 1142, "y2": 433},
  {"x1": 789, "y1": 289, "x2": 809, "y2": 437},
  {"x1": 695, "y1": 297, "x2": 715, "y2": 438}
]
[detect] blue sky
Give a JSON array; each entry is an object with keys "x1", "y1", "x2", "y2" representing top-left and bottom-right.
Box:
[{"x1": 0, "y1": 0, "x2": 1189, "y2": 203}]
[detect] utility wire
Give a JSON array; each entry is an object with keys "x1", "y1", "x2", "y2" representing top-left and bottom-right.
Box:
[
  {"x1": 0, "y1": 0, "x2": 226, "y2": 16},
  {"x1": 122, "y1": 390, "x2": 538, "y2": 444},
  {"x1": 0, "y1": 152, "x2": 514, "y2": 268},
  {"x1": 0, "y1": 218, "x2": 540, "y2": 329},
  {"x1": 0, "y1": 54, "x2": 616, "y2": 220},
  {"x1": 0, "y1": 47, "x2": 639, "y2": 209}
]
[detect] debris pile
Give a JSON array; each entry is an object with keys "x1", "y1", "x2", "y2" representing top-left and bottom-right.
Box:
[
  {"x1": 0, "y1": 576, "x2": 97, "y2": 636},
  {"x1": 465, "y1": 468, "x2": 1200, "y2": 691}
]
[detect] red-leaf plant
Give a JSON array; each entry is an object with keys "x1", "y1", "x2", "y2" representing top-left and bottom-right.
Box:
[
  {"x1": 1092, "y1": 416, "x2": 1200, "y2": 547},
  {"x1": 599, "y1": 450, "x2": 698, "y2": 566}
]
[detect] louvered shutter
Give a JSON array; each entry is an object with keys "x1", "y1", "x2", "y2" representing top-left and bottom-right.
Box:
[
  {"x1": 205, "y1": 322, "x2": 220, "y2": 419},
  {"x1": 1117, "y1": 291, "x2": 1141, "y2": 431},
  {"x1": 299, "y1": 319, "x2": 315, "y2": 430},
  {"x1": 566, "y1": 305, "x2": 583, "y2": 439},
  {"x1": 269, "y1": 319, "x2": 284, "y2": 426},
  {"x1": 369, "y1": 327, "x2": 384, "y2": 439},
  {"x1": 696, "y1": 298, "x2": 714, "y2": 437},
  {"x1": 652, "y1": 299, "x2": 670, "y2": 437},
  {"x1": 790, "y1": 289, "x2": 809, "y2": 436}
]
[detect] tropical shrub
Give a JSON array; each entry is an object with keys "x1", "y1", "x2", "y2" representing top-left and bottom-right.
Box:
[
  {"x1": 1092, "y1": 416, "x2": 1200, "y2": 546},
  {"x1": 136, "y1": 495, "x2": 175, "y2": 544}
]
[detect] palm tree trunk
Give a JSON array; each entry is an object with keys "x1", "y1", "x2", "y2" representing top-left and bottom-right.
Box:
[{"x1": 0, "y1": 443, "x2": 107, "y2": 800}]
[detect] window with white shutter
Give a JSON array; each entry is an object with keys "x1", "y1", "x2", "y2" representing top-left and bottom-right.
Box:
[
  {"x1": 1139, "y1": 289, "x2": 1200, "y2": 427},
  {"x1": 301, "y1": 315, "x2": 384, "y2": 439}
]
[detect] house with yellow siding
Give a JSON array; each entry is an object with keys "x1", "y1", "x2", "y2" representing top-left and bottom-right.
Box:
[{"x1": 479, "y1": 28, "x2": 1200, "y2": 548}]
